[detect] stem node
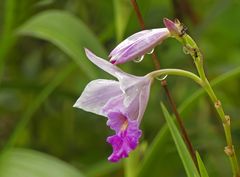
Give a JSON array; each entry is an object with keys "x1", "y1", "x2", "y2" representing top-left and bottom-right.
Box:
[
  {"x1": 161, "y1": 80, "x2": 167, "y2": 86},
  {"x1": 223, "y1": 115, "x2": 231, "y2": 126},
  {"x1": 214, "y1": 100, "x2": 222, "y2": 109},
  {"x1": 224, "y1": 145, "x2": 234, "y2": 157}
]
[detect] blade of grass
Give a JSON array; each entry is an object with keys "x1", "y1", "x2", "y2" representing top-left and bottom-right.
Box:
[
  {"x1": 17, "y1": 10, "x2": 107, "y2": 79},
  {"x1": 160, "y1": 103, "x2": 200, "y2": 177},
  {"x1": 196, "y1": 151, "x2": 210, "y2": 177}
]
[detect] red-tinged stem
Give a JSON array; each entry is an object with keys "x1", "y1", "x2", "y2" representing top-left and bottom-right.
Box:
[
  {"x1": 130, "y1": 0, "x2": 197, "y2": 167},
  {"x1": 130, "y1": 0, "x2": 145, "y2": 29},
  {"x1": 130, "y1": 0, "x2": 160, "y2": 69},
  {"x1": 171, "y1": 0, "x2": 199, "y2": 25}
]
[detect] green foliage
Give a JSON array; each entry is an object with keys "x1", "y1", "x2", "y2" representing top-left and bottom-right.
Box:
[
  {"x1": 161, "y1": 103, "x2": 200, "y2": 177},
  {"x1": 124, "y1": 142, "x2": 147, "y2": 177},
  {"x1": 136, "y1": 124, "x2": 171, "y2": 177},
  {"x1": 179, "y1": 65, "x2": 240, "y2": 115},
  {"x1": 113, "y1": 0, "x2": 132, "y2": 42},
  {"x1": 196, "y1": 151, "x2": 210, "y2": 177},
  {"x1": 17, "y1": 10, "x2": 107, "y2": 79},
  {"x1": 0, "y1": 148, "x2": 85, "y2": 177},
  {"x1": 1, "y1": 63, "x2": 77, "y2": 153}
]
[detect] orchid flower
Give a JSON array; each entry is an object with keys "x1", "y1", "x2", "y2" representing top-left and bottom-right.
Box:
[
  {"x1": 109, "y1": 28, "x2": 170, "y2": 64},
  {"x1": 73, "y1": 49, "x2": 152, "y2": 162}
]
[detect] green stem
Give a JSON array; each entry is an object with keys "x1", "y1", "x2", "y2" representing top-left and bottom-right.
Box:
[
  {"x1": 178, "y1": 33, "x2": 240, "y2": 177},
  {"x1": 198, "y1": 62, "x2": 239, "y2": 177},
  {"x1": 147, "y1": 68, "x2": 202, "y2": 86}
]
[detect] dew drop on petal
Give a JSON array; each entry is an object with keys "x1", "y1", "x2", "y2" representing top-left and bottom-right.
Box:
[
  {"x1": 156, "y1": 74, "x2": 168, "y2": 81},
  {"x1": 134, "y1": 55, "x2": 144, "y2": 63},
  {"x1": 182, "y1": 46, "x2": 189, "y2": 55},
  {"x1": 147, "y1": 49, "x2": 154, "y2": 54}
]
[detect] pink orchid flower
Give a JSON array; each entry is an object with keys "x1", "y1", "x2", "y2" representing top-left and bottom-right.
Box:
[{"x1": 74, "y1": 49, "x2": 152, "y2": 162}]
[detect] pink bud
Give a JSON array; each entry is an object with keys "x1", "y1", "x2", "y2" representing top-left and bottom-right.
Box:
[{"x1": 163, "y1": 18, "x2": 184, "y2": 36}]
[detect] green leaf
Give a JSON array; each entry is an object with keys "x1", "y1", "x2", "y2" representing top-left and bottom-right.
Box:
[
  {"x1": 160, "y1": 103, "x2": 200, "y2": 177},
  {"x1": 0, "y1": 148, "x2": 85, "y2": 177},
  {"x1": 113, "y1": 0, "x2": 131, "y2": 42},
  {"x1": 17, "y1": 10, "x2": 107, "y2": 79},
  {"x1": 196, "y1": 151, "x2": 210, "y2": 177}
]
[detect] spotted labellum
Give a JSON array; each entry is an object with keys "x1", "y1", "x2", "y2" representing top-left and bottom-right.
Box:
[{"x1": 74, "y1": 49, "x2": 152, "y2": 162}]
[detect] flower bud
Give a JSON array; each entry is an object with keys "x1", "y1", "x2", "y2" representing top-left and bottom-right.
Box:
[{"x1": 163, "y1": 18, "x2": 186, "y2": 37}]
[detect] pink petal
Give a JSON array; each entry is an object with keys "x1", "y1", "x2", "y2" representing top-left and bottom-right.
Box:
[
  {"x1": 109, "y1": 28, "x2": 170, "y2": 64},
  {"x1": 107, "y1": 119, "x2": 142, "y2": 162}
]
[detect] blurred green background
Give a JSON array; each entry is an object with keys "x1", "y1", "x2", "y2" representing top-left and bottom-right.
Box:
[{"x1": 0, "y1": 0, "x2": 240, "y2": 176}]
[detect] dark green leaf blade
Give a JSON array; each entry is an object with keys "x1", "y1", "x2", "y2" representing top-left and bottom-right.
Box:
[
  {"x1": 0, "y1": 148, "x2": 85, "y2": 177},
  {"x1": 17, "y1": 10, "x2": 107, "y2": 79},
  {"x1": 196, "y1": 151, "x2": 210, "y2": 177},
  {"x1": 161, "y1": 103, "x2": 200, "y2": 177}
]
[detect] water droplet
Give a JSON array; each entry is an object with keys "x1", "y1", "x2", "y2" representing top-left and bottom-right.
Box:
[
  {"x1": 182, "y1": 46, "x2": 189, "y2": 54},
  {"x1": 147, "y1": 49, "x2": 154, "y2": 54},
  {"x1": 156, "y1": 74, "x2": 168, "y2": 81},
  {"x1": 134, "y1": 55, "x2": 144, "y2": 63}
]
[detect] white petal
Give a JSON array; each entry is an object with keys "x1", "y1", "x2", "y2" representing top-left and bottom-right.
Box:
[
  {"x1": 84, "y1": 49, "x2": 146, "y2": 96},
  {"x1": 121, "y1": 76, "x2": 150, "y2": 107},
  {"x1": 85, "y1": 48, "x2": 128, "y2": 80},
  {"x1": 73, "y1": 79, "x2": 122, "y2": 116},
  {"x1": 109, "y1": 30, "x2": 150, "y2": 56},
  {"x1": 137, "y1": 82, "x2": 151, "y2": 121}
]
